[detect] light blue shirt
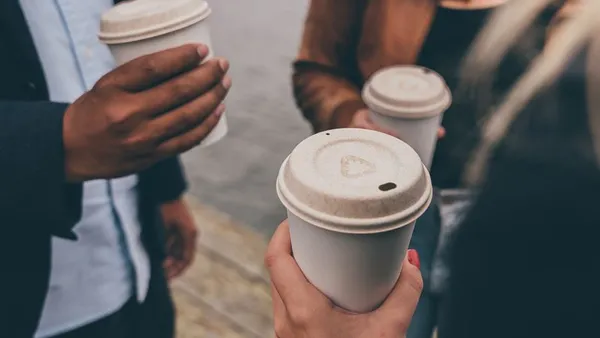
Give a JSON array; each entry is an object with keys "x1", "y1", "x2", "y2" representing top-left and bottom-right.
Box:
[{"x1": 19, "y1": 1, "x2": 151, "y2": 337}]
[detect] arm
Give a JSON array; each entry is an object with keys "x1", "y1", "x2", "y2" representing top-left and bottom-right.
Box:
[
  {"x1": 137, "y1": 156, "x2": 190, "y2": 273},
  {"x1": 0, "y1": 45, "x2": 226, "y2": 238},
  {"x1": 0, "y1": 101, "x2": 82, "y2": 238},
  {"x1": 292, "y1": 0, "x2": 368, "y2": 132}
]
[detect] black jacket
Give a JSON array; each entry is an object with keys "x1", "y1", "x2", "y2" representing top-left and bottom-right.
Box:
[
  {"x1": 438, "y1": 43, "x2": 599, "y2": 338},
  {"x1": 0, "y1": 1, "x2": 187, "y2": 336}
]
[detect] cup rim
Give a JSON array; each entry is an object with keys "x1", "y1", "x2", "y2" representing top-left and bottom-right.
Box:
[
  {"x1": 276, "y1": 156, "x2": 433, "y2": 234},
  {"x1": 99, "y1": 4, "x2": 211, "y2": 45},
  {"x1": 362, "y1": 66, "x2": 452, "y2": 119}
]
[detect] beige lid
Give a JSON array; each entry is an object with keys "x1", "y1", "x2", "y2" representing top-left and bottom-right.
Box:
[
  {"x1": 277, "y1": 128, "x2": 432, "y2": 234},
  {"x1": 99, "y1": 0, "x2": 211, "y2": 44},
  {"x1": 363, "y1": 66, "x2": 451, "y2": 119}
]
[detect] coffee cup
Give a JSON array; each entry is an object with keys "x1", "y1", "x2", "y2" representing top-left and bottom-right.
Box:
[
  {"x1": 99, "y1": 0, "x2": 226, "y2": 147},
  {"x1": 276, "y1": 128, "x2": 432, "y2": 313},
  {"x1": 363, "y1": 66, "x2": 451, "y2": 168}
]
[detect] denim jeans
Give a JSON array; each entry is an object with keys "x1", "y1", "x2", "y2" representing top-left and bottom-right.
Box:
[
  {"x1": 407, "y1": 190, "x2": 474, "y2": 338},
  {"x1": 407, "y1": 200, "x2": 441, "y2": 338}
]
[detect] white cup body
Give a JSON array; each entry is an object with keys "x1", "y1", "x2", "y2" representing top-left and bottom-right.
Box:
[
  {"x1": 287, "y1": 211, "x2": 415, "y2": 313},
  {"x1": 277, "y1": 129, "x2": 432, "y2": 313},
  {"x1": 107, "y1": 18, "x2": 227, "y2": 148},
  {"x1": 369, "y1": 110, "x2": 443, "y2": 168}
]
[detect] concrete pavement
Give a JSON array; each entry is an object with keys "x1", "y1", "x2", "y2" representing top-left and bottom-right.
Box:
[{"x1": 182, "y1": 0, "x2": 311, "y2": 237}]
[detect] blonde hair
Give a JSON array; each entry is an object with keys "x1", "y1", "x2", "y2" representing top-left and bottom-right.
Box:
[{"x1": 462, "y1": 0, "x2": 600, "y2": 185}]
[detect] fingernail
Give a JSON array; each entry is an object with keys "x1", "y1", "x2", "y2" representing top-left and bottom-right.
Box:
[
  {"x1": 407, "y1": 249, "x2": 420, "y2": 270},
  {"x1": 214, "y1": 104, "x2": 226, "y2": 117},
  {"x1": 197, "y1": 45, "x2": 209, "y2": 57},
  {"x1": 218, "y1": 58, "x2": 229, "y2": 72},
  {"x1": 221, "y1": 76, "x2": 232, "y2": 90}
]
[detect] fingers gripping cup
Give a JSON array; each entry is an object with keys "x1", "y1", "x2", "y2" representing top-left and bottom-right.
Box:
[
  {"x1": 276, "y1": 128, "x2": 433, "y2": 313},
  {"x1": 363, "y1": 66, "x2": 451, "y2": 168},
  {"x1": 99, "y1": 0, "x2": 226, "y2": 147}
]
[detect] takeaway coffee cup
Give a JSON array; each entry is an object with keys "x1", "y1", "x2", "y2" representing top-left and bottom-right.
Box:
[
  {"x1": 363, "y1": 66, "x2": 451, "y2": 168},
  {"x1": 99, "y1": 0, "x2": 227, "y2": 147},
  {"x1": 276, "y1": 128, "x2": 432, "y2": 313}
]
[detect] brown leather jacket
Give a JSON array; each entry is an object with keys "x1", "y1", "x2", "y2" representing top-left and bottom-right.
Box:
[
  {"x1": 292, "y1": 0, "x2": 571, "y2": 132},
  {"x1": 293, "y1": 0, "x2": 438, "y2": 132}
]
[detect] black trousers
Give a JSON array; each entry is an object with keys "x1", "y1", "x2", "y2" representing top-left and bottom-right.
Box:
[{"x1": 49, "y1": 263, "x2": 174, "y2": 338}]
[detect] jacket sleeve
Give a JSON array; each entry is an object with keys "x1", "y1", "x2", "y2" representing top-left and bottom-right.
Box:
[
  {"x1": 292, "y1": 0, "x2": 368, "y2": 132},
  {"x1": 138, "y1": 157, "x2": 188, "y2": 204},
  {"x1": 0, "y1": 101, "x2": 82, "y2": 239}
]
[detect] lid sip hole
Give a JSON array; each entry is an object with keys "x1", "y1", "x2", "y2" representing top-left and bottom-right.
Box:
[
  {"x1": 326, "y1": 132, "x2": 331, "y2": 135},
  {"x1": 379, "y1": 182, "x2": 397, "y2": 192}
]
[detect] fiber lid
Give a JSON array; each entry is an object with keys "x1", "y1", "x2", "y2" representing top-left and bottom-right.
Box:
[
  {"x1": 363, "y1": 66, "x2": 451, "y2": 119},
  {"x1": 277, "y1": 129, "x2": 432, "y2": 233},
  {"x1": 99, "y1": 0, "x2": 211, "y2": 44}
]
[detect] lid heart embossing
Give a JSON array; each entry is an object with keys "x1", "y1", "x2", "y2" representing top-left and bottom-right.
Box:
[{"x1": 341, "y1": 155, "x2": 376, "y2": 178}]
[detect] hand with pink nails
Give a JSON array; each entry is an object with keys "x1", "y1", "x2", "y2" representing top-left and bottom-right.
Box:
[{"x1": 265, "y1": 221, "x2": 423, "y2": 338}]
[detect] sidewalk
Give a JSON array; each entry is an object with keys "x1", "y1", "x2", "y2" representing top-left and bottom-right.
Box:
[{"x1": 172, "y1": 195, "x2": 274, "y2": 338}]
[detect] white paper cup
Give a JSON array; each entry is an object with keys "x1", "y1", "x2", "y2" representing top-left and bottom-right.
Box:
[
  {"x1": 276, "y1": 128, "x2": 432, "y2": 313},
  {"x1": 99, "y1": 0, "x2": 226, "y2": 147},
  {"x1": 363, "y1": 66, "x2": 451, "y2": 168}
]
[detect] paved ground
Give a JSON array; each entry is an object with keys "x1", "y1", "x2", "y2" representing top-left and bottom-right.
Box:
[
  {"x1": 173, "y1": 196, "x2": 273, "y2": 338},
  {"x1": 182, "y1": 0, "x2": 311, "y2": 238}
]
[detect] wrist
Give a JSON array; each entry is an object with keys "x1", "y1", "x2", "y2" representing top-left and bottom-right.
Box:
[
  {"x1": 62, "y1": 107, "x2": 83, "y2": 183},
  {"x1": 64, "y1": 151, "x2": 86, "y2": 183},
  {"x1": 330, "y1": 100, "x2": 368, "y2": 129}
]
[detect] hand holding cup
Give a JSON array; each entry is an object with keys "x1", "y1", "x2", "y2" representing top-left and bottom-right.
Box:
[
  {"x1": 266, "y1": 221, "x2": 423, "y2": 338},
  {"x1": 99, "y1": 0, "x2": 227, "y2": 148},
  {"x1": 362, "y1": 66, "x2": 451, "y2": 168},
  {"x1": 350, "y1": 109, "x2": 446, "y2": 139},
  {"x1": 63, "y1": 44, "x2": 231, "y2": 181},
  {"x1": 276, "y1": 129, "x2": 432, "y2": 313}
]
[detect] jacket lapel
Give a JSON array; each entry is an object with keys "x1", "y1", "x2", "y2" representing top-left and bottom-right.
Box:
[
  {"x1": 1, "y1": 0, "x2": 46, "y2": 74},
  {"x1": 0, "y1": 0, "x2": 49, "y2": 98}
]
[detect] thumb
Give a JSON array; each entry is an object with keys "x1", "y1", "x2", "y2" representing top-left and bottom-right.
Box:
[{"x1": 374, "y1": 250, "x2": 423, "y2": 330}]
